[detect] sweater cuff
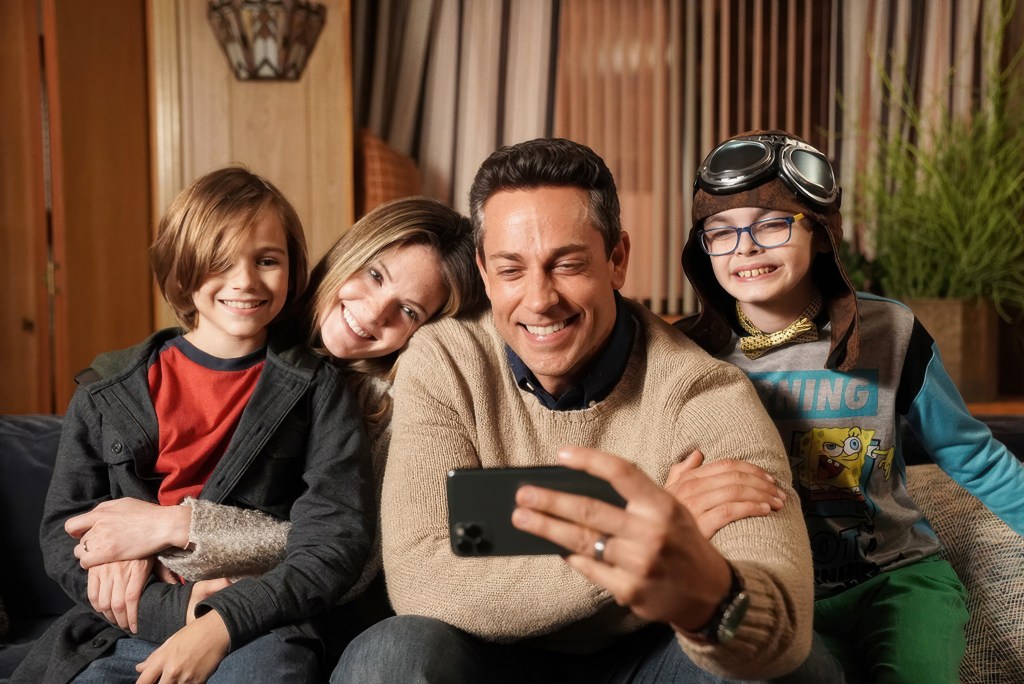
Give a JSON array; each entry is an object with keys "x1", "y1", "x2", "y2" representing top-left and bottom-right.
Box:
[{"x1": 157, "y1": 497, "x2": 289, "y2": 582}]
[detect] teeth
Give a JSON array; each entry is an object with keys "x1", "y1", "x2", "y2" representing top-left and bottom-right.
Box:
[
  {"x1": 525, "y1": 320, "x2": 567, "y2": 336},
  {"x1": 737, "y1": 267, "x2": 774, "y2": 278},
  {"x1": 222, "y1": 300, "x2": 261, "y2": 310},
  {"x1": 343, "y1": 307, "x2": 372, "y2": 339}
]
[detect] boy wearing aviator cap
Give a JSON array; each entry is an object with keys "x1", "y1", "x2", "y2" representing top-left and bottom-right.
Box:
[{"x1": 678, "y1": 130, "x2": 1024, "y2": 681}]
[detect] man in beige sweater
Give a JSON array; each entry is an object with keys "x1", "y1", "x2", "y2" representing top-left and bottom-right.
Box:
[{"x1": 331, "y1": 138, "x2": 813, "y2": 683}]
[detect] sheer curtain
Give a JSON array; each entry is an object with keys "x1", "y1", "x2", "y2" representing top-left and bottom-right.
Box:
[
  {"x1": 353, "y1": 0, "x2": 556, "y2": 213},
  {"x1": 553, "y1": 0, "x2": 1004, "y2": 314},
  {"x1": 354, "y1": 0, "x2": 1008, "y2": 314}
]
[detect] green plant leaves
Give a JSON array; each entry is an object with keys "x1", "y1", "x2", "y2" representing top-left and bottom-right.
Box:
[{"x1": 860, "y1": 47, "x2": 1024, "y2": 319}]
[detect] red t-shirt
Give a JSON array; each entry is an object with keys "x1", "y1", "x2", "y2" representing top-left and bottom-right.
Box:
[{"x1": 147, "y1": 336, "x2": 265, "y2": 505}]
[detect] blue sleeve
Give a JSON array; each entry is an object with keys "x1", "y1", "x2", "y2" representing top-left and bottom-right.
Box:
[{"x1": 905, "y1": 342, "x2": 1024, "y2": 535}]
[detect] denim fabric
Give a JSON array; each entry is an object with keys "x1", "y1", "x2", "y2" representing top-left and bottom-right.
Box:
[
  {"x1": 72, "y1": 633, "x2": 318, "y2": 684},
  {"x1": 771, "y1": 633, "x2": 846, "y2": 684},
  {"x1": 331, "y1": 615, "x2": 777, "y2": 684}
]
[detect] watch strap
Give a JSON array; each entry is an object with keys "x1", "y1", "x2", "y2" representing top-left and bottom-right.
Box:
[{"x1": 684, "y1": 563, "x2": 749, "y2": 644}]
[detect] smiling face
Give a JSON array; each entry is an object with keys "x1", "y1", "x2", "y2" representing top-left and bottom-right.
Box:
[
  {"x1": 187, "y1": 214, "x2": 290, "y2": 358},
  {"x1": 318, "y1": 243, "x2": 449, "y2": 360},
  {"x1": 476, "y1": 186, "x2": 629, "y2": 397},
  {"x1": 706, "y1": 206, "x2": 822, "y2": 331}
]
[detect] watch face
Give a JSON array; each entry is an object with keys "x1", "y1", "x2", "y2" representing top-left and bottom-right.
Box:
[{"x1": 718, "y1": 591, "x2": 750, "y2": 643}]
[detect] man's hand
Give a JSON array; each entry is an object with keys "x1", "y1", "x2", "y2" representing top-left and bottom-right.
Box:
[
  {"x1": 511, "y1": 446, "x2": 733, "y2": 632},
  {"x1": 67, "y1": 497, "x2": 192, "y2": 567},
  {"x1": 135, "y1": 610, "x2": 231, "y2": 684},
  {"x1": 86, "y1": 558, "x2": 154, "y2": 633},
  {"x1": 666, "y1": 449, "x2": 786, "y2": 539}
]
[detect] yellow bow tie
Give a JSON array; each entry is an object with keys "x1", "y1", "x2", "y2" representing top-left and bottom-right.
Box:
[{"x1": 736, "y1": 291, "x2": 823, "y2": 359}]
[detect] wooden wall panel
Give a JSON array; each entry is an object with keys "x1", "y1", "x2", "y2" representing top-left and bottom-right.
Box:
[
  {"x1": 0, "y1": 0, "x2": 51, "y2": 413},
  {"x1": 150, "y1": 0, "x2": 355, "y2": 328},
  {"x1": 44, "y1": 0, "x2": 153, "y2": 411}
]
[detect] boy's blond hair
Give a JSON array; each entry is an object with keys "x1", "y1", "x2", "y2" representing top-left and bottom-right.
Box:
[{"x1": 150, "y1": 166, "x2": 309, "y2": 331}]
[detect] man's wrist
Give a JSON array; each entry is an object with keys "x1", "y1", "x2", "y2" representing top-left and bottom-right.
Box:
[
  {"x1": 668, "y1": 551, "x2": 732, "y2": 632},
  {"x1": 678, "y1": 563, "x2": 749, "y2": 644}
]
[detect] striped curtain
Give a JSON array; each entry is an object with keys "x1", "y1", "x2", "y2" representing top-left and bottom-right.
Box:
[
  {"x1": 553, "y1": 0, "x2": 1005, "y2": 315},
  {"x1": 355, "y1": 0, "x2": 1009, "y2": 315},
  {"x1": 354, "y1": 0, "x2": 557, "y2": 212}
]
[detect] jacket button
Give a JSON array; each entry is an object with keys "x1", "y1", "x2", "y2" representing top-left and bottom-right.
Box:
[
  {"x1": 111, "y1": 442, "x2": 123, "y2": 454},
  {"x1": 92, "y1": 636, "x2": 107, "y2": 648}
]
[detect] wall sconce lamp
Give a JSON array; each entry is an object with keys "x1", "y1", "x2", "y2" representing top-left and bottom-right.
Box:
[{"x1": 208, "y1": 0, "x2": 326, "y2": 81}]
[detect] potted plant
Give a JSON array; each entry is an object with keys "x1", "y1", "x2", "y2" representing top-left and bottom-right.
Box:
[{"x1": 856, "y1": 33, "x2": 1024, "y2": 402}]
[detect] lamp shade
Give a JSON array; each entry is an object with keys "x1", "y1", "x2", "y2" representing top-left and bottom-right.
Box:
[{"x1": 208, "y1": 0, "x2": 326, "y2": 81}]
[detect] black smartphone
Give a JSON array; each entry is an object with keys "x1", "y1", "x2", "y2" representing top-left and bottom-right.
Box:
[{"x1": 446, "y1": 466, "x2": 626, "y2": 557}]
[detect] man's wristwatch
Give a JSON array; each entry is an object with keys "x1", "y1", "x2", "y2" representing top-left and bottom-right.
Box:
[{"x1": 686, "y1": 564, "x2": 750, "y2": 644}]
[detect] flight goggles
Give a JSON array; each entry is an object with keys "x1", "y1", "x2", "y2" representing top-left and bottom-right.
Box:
[{"x1": 694, "y1": 134, "x2": 841, "y2": 210}]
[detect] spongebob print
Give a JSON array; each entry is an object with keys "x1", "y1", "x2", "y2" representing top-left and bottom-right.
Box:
[{"x1": 793, "y1": 426, "x2": 895, "y2": 506}]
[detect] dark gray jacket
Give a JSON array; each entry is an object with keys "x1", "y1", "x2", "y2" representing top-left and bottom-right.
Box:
[{"x1": 12, "y1": 328, "x2": 373, "y2": 683}]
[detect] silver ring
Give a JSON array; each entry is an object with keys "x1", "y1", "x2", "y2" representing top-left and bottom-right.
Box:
[
  {"x1": 83, "y1": 539, "x2": 89, "y2": 553},
  {"x1": 593, "y1": 534, "x2": 609, "y2": 562}
]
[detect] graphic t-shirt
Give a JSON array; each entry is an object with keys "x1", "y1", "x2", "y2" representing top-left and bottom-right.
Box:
[{"x1": 718, "y1": 294, "x2": 1024, "y2": 597}]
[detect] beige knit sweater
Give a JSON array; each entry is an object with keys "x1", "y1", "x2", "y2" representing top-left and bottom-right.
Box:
[{"x1": 382, "y1": 301, "x2": 813, "y2": 679}]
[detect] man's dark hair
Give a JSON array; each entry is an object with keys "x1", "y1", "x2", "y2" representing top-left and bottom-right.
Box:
[{"x1": 469, "y1": 138, "x2": 622, "y2": 258}]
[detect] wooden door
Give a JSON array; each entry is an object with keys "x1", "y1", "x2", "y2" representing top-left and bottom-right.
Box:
[
  {"x1": 0, "y1": 0, "x2": 153, "y2": 414},
  {"x1": 0, "y1": 0, "x2": 52, "y2": 413},
  {"x1": 43, "y1": 0, "x2": 153, "y2": 411}
]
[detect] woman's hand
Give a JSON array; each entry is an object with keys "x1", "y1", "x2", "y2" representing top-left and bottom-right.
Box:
[
  {"x1": 67, "y1": 497, "x2": 191, "y2": 566},
  {"x1": 135, "y1": 611, "x2": 231, "y2": 684},
  {"x1": 665, "y1": 449, "x2": 786, "y2": 539},
  {"x1": 86, "y1": 557, "x2": 154, "y2": 633}
]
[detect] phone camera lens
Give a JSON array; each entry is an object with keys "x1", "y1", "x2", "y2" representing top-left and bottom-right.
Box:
[{"x1": 454, "y1": 522, "x2": 489, "y2": 555}]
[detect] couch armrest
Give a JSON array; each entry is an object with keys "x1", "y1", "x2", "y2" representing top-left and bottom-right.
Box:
[
  {"x1": 0, "y1": 414, "x2": 74, "y2": 633},
  {"x1": 906, "y1": 463, "x2": 1024, "y2": 683}
]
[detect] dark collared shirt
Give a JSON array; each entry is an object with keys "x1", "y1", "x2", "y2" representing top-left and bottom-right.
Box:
[{"x1": 506, "y1": 292, "x2": 636, "y2": 411}]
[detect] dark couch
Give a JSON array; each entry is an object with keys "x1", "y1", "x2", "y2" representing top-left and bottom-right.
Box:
[{"x1": 0, "y1": 415, "x2": 72, "y2": 680}]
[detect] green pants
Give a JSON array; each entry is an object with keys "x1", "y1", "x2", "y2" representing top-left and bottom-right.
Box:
[{"x1": 815, "y1": 555, "x2": 969, "y2": 684}]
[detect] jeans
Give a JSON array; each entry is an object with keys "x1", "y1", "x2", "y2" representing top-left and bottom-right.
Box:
[
  {"x1": 72, "y1": 632, "x2": 318, "y2": 684},
  {"x1": 331, "y1": 615, "x2": 787, "y2": 684},
  {"x1": 772, "y1": 633, "x2": 846, "y2": 683}
]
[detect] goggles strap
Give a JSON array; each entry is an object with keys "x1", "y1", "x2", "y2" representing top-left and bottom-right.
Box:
[{"x1": 736, "y1": 290, "x2": 823, "y2": 359}]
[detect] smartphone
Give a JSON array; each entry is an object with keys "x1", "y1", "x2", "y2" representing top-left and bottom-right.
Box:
[{"x1": 446, "y1": 466, "x2": 626, "y2": 557}]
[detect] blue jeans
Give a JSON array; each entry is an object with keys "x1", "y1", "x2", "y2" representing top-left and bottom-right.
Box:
[
  {"x1": 331, "y1": 615, "x2": 784, "y2": 684},
  {"x1": 772, "y1": 633, "x2": 846, "y2": 683},
  {"x1": 72, "y1": 632, "x2": 318, "y2": 683}
]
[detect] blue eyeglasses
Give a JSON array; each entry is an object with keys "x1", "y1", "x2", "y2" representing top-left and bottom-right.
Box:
[{"x1": 698, "y1": 213, "x2": 804, "y2": 256}]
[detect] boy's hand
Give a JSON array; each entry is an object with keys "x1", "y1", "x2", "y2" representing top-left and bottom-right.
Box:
[
  {"x1": 187, "y1": 578, "x2": 233, "y2": 624},
  {"x1": 67, "y1": 497, "x2": 192, "y2": 566},
  {"x1": 86, "y1": 558, "x2": 154, "y2": 633},
  {"x1": 155, "y1": 560, "x2": 181, "y2": 584},
  {"x1": 665, "y1": 449, "x2": 786, "y2": 539},
  {"x1": 135, "y1": 610, "x2": 231, "y2": 684}
]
